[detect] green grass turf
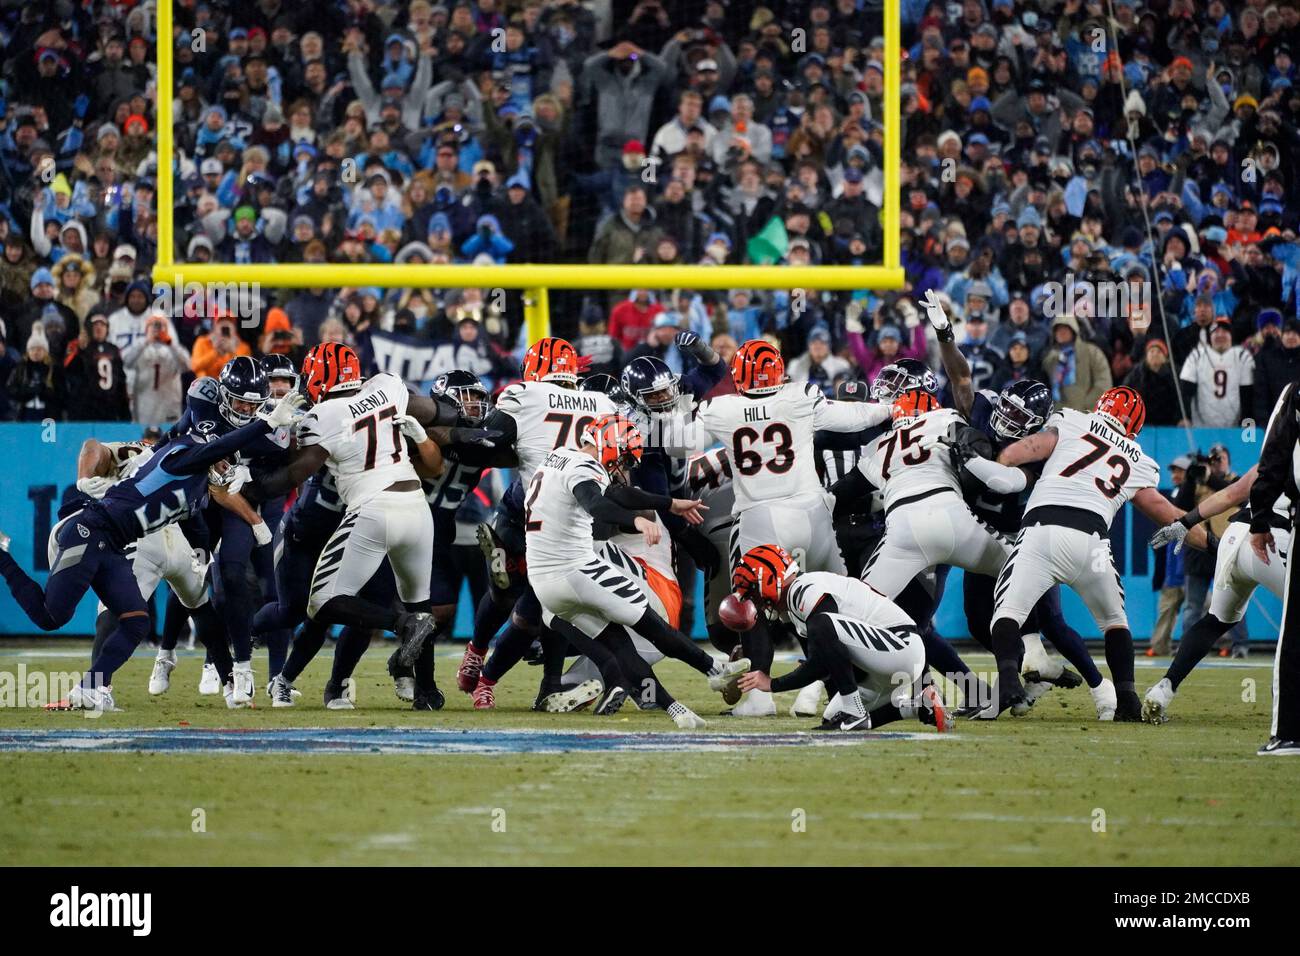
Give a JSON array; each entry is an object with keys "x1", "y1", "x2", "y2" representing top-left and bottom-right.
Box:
[{"x1": 0, "y1": 641, "x2": 1297, "y2": 866}]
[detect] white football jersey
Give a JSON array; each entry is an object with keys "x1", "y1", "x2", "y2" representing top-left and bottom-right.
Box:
[
  {"x1": 693, "y1": 382, "x2": 889, "y2": 511},
  {"x1": 604, "y1": 513, "x2": 674, "y2": 581},
  {"x1": 1179, "y1": 344, "x2": 1254, "y2": 428},
  {"x1": 1024, "y1": 408, "x2": 1160, "y2": 527},
  {"x1": 524, "y1": 446, "x2": 610, "y2": 576},
  {"x1": 495, "y1": 381, "x2": 617, "y2": 485},
  {"x1": 783, "y1": 571, "x2": 914, "y2": 640},
  {"x1": 296, "y1": 372, "x2": 417, "y2": 510},
  {"x1": 102, "y1": 440, "x2": 154, "y2": 480},
  {"x1": 857, "y1": 407, "x2": 966, "y2": 511}
]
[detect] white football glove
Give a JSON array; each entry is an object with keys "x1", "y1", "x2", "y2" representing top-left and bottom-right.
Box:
[
  {"x1": 920, "y1": 289, "x2": 951, "y2": 332},
  {"x1": 1148, "y1": 520, "x2": 1191, "y2": 554},
  {"x1": 845, "y1": 299, "x2": 866, "y2": 334},
  {"x1": 261, "y1": 392, "x2": 307, "y2": 429},
  {"x1": 76, "y1": 476, "x2": 116, "y2": 499},
  {"x1": 226, "y1": 464, "x2": 252, "y2": 495},
  {"x1": 251, "y1": 520, "x2": 273, "y2": 547},
  {"x1": 396, "y1": 414, "x2": 428, "y2": 444}
]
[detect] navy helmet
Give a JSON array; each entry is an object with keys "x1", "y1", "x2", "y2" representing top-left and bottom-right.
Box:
[
  {"x1": 581, "y1": 372, "x2": 626, "y2": 403},
  {"x1": 260, "y1": 353, "x2": 299, "y2": 393},
  {"x1": 621, "y1": 355, "x2": 680, "y2": 413},
  {"x1": 991, "y1": 379, "x2": 1052, "y2": 439},
  {"x1": 431, "y1": 369, "x2": 490, "y2": 424},
  {"x1": 218, "y1": 355, "x2": 270, "y2": 426},
  {"x1": 870, "y1": 358, "x2": 938, "y2": 403}
]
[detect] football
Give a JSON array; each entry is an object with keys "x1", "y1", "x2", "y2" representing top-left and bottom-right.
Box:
[{"x1": 718, "y1": 593, "x2": 758, "y2": 631}]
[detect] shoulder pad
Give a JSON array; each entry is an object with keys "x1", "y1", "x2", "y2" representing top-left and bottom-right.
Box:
[{"x1": 189, "y1": 377, "x2": 221, "y2": 404}]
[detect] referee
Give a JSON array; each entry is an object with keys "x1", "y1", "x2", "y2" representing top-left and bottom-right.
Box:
[{"x1": 1247, "y1": 381, "x2": 1300, "y2": 755}]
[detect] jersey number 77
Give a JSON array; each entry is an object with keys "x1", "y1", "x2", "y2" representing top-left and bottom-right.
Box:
[{"x1": 354, "y1": 405, "x2": 402, "y2": 470}]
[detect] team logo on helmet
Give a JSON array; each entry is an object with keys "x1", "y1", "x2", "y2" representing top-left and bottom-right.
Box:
[
  {"x1": 431, "y1": 370, "x2": 491, "y2": 424},
  {"x1": 301, "y1": 342, "x2": 363, "y2": 403},
  {"x1": 582, "y1": 414, "x2": 644, "y2": 480},
  {"x1": 891, "y1": 387, "x2": 941, "y2": 428},
  {"x1": 732, "y1": 545, "x2": 798, "y2": 606},
  {"x1": 1094, "y1": 386, "x2": 1146, "y2": 438},
  {"x1": 991, "y1": 380, "x2": 1052, "y2": 439},
  {"x1": 521, "y1": 337, "x2": 580, "y2": 385},
  {"x1": 217, "y1": 356, "x2": 270, "y2": 426},
  {"x1": 871, "y1": 359, "x2": 938, "y2": 403},
  {"x1": 730, "y1": 340, "x2": 785, "y2": 395}
]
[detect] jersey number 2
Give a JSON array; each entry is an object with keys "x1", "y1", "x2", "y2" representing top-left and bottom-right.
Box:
[
  {"x1": 524, "y1": 471, "x2": 544, "y2": 531},
  {"x1": 354, "y1": 406, "x2": 401, "y2": 470}
]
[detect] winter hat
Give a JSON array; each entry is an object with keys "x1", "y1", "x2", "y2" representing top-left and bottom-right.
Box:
[
  {"x1": 30, "y1": 267, "x2": 55, "y2": 290},
  {"x1": 27, "y1": 322, "x2": 49, "y2": 354}
]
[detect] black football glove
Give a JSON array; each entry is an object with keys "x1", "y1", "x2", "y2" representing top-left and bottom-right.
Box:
[
  {"x1": 449, "y1": 427, "x2": 505, "y2": 448},
  {"x1": 675, "y1": 329, "x2": 718, "y2": 364}
]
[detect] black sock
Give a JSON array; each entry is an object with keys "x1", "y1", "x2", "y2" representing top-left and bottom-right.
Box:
[
  {"x1": 633, "y1": 608, "x2": 715, "y2": 674},
  {"x1": 329, "y1": 626, "x2": 372, "y2": 686},
  {"x1": 471, "y1": 587, "x2": 514, "y2": 652},
  {"x1": 606, "y1": 629, "x2": 676, "y2": 709},
  {"x1": 160, "y1": 592, "x2": 190, "y2": 652},
  {"x1": 315, "y1": 595, "x2": 398, "y2": 632},
  {"x1": 991, "y1": 618, "x2": 1025, "y2": 696},
  {"x1": 413, "y1": 640, "x2": 437, "y2": 696},
  {"x1": 1103, "y1": 627, "x2": 1136, "y2": 693},
  {"x1": 1166, "y1": 614, "x2": 1235, "y2": 690},
  {"x1": 741, "y1": 614, "x2": 775, "y2": 674},
  {"x1": 868, "y1": 702, "x2": 902, "y2": 728},
  {"x1": 281, "y1": 620, "x2": 329, "y2": 683},
  {"x1": 539, "y1": 629, "x2": 567, "y2": 691}
]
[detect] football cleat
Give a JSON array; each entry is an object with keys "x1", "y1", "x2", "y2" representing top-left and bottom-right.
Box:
[
  {"x1": 412, "y1": 687, "x2": 445, "y2": 711},
  {"x1": 324, "y1": 678, "x2": 356, "y2": 710},
  {"x1": 472, "y1": 678, "x2": 497, "y2": 710},
  {"x1": 1091, "y1": 678, "x2": 1117, "y2": 721},
  {"x1": 64, "y1": 684, "x2": 119, "y2": 713},
  {"x1": 790, "y1": 680, "x2": 825, "y2": 717},
  {"x1": 708, "y1": 656, "x2": 751, "y2": 694},
  {"x1": 267, "y1": 675, "x2": 295, "y2": 708},
  {"x1": 476, "y1": 523, "x2": 512, "y2": 591},
  {"x1": 813, "y1": 710, "x2": 871, "y2": 732},
  {"x1": 395, "y1": 611, "x2": 436, "y2": 668},
  {"x1": 1023, "y1": 679, "x2": 1053, "y2": 705},
  {"x1": 198, "y1": 662, "x2": 220, "y2": 695},
  {"x1": 386, "y1": 649, "x2": 415, "y2": 702},
  {"x1": 919, "y1": 684, "x2": 953, "y2": 733},
  {"x1": 148, "y1": 652, "x2": 176, "y2": 695},
  {"x1": 1142, "y1": 678, "x2": 1174, "y2": 725},
  {"x1": 1021, "y1": 633, "x2": 1082, "y2": 688},
  {"x1": 729, "y1": 689, "x2": 778, "y2": 717},
  {"x1": 1257, "y1": 737, "x2": 1300, "y2": 756},
  {"x1": 721, "y1": 646, "x2": 745, "y2": 706},
  {"x1": 456, "y1": 643, "x2": 486, "y2": 693},
  {"x1": 997, "y1": 683, "x2": 1031, "y2": 717},
  {"x1": 594, "y1": 685, "x2": 628, "y2": 716},
  {"x1": 230, "y1": 662, "x2": 255, "y2": 707},
  {"x1": 1230, "y1": 645, "x2": 1249, "y2": 660},
  {"x1": 671, "y1": 705, "x2": 707, "y2": 729},
  {"x1": 1115, "y1": 687, "x2": 1143, "y2": 722},
  {"x1": 539, "y1": 679, "x2": 602, "y2": 714}
]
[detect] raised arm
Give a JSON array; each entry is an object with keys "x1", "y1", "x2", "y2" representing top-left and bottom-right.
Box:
[{"x1": 922, "y1": 289, "x2": 973, "y2": 417}]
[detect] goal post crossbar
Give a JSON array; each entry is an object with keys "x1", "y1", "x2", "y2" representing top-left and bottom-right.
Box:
[{"x1": 152, "y1": 0, "x2": 904, "y2": 339}]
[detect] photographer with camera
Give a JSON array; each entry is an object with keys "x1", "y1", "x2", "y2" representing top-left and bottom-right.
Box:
[
  {"x1": 1172, "y1": 444, "x2": 1243, "y2": 653},
  {"x1": 121, "y1": 311, "x2": 191, "y2": 424}
]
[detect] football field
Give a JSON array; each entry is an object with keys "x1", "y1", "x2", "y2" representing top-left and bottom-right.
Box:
[{"x1": 1, "y1": 641, "x2": 1296, "y2": 867}]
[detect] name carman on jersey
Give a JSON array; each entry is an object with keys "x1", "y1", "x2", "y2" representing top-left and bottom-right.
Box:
[{"x1": 549, "y1": 392, "x2": 602, "y2": 412}]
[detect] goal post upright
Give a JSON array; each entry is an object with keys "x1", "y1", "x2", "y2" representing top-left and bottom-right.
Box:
[{"x1": 152, "y1": 0, "x2": 905, "y2": 334}]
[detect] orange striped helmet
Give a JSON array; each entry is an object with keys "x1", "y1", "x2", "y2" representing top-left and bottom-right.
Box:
[
  {"x1": 520, "y1": 337, "x2": 580, "y2": 385},
  {"x1": 891, "y1": 387, "x2": 941, "y2": 427},
  {"x1": 732, "y1": 544, "x2": 799, "y2": 606},
  {"x1": 1095, "y1": 385, "x2": 1146, "y2": 437},
  {"x1": 301, "y1": 342, "x2": 362, "y2": 403},
  {"x1": 730, "y1": 339, "x2": 785, "y2": 395},
  {"x1": 581, "y1": 414, "x2": 644, "y2": 477}
]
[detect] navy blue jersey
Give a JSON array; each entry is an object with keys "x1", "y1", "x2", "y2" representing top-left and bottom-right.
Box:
[
  {"x1": 281, "y1": 468, "x2": 346, "y2": 549},
  {"x1": 965, "y1": 390, "x2": 1042, "y2": 534},
  {"x1": 91, "y1": 423, "x2": 272, "y2": 548},
  {"x1": 424, "y1": 453, "x2": 486, "y2": 541}
]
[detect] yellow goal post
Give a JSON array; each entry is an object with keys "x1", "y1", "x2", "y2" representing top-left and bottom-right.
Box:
[{"x1": 153, "y1": 1, "x2": 904, "y2": 341}]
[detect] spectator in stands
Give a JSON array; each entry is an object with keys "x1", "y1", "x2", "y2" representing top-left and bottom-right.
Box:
[
  {"x1": 65, "y1": 314, "x2": 130, "y2": 422},
  {"x1": 7, "y1": 324, "x2": 65, "y2": 422},
  {"x1": 0, "y1": 323, "x2": 19, "y2": 420},
  {"x1": 191, "y1": 316, "x2": 252, "y2": 380},
  {"x1": 1042, "y1": 314, "x2": 1111, "y2": 412},
  {"x1": 1254, "y1": 318, "x2": 1300, "y2": 425},
  {"x1": 608, "y1": 289, "x2": 664, "y2": 351},
  {"x1": 122, "y1": 314, "x2": 192, "y2": 424},
  {"x1": 787, "y1": 326, "x2": 851, "y2": 393},
  {"x1": 1124, "y1": 340, "x2": 1183, "y2": 427},
  {"x1": 1178, "y1": 318, "x2": 1256, "y2": 428}
]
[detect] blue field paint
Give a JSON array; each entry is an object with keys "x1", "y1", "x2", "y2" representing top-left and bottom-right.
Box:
[{"x1": 0, "y1": 727, "x2": 942, "y2": 755}]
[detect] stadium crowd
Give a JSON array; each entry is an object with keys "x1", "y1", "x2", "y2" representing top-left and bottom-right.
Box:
[{"x1": 1, "y1": 0, "x2": 1299, "y2": 436}]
